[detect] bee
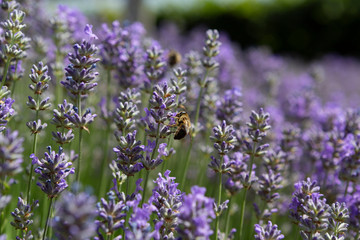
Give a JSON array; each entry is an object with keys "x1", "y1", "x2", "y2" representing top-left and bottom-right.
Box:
[
  {"x1": 173, "y1": 111, "x2": 191, "y2": 140},
  {"x1": 167, "y1": 50, "x2": 182, "y2": 67}
]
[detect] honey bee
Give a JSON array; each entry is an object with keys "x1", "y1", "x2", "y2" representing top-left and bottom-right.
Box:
[
  {"x1": 173, "y1": 111, "x2": 191, "y2": 140},
  {"x1": 167, "y1": 50, "x2": 182, "y2": 67}
]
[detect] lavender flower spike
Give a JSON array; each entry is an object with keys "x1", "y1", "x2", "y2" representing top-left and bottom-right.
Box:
[
  {"x1": 31, "y1": 146, "x2": 74, "y2": 198},
  {"x1": 53, "y1": 192, "x2": 97, "y2": 240},
  {"x1": 177, "y1": 186, "x2": 215, "y2": 240},
  {"x1": 254, "y1": 221, "x2": 284, "y2": 240}
]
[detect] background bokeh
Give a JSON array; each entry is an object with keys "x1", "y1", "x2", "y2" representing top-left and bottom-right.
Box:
[{"x1": 47, "y1": 0, "x2": 360, "y2": 59}]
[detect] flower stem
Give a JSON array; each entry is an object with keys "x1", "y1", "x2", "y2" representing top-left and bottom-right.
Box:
[
  {"x1": 141, "y1": 170, "x2": 150, "y2": 206},
  {"x1": 26, "y1": 95, "x2": 40, "y2": 202},
  {"x1": 214, "y1": 162, "x2": 223, "y2": 240},
  {"x1": 76, "y1": 94, "x2": 83, "y2": 184},
  {"x1": 76, "y1": 128, "x2": 83, "y2": 183},
  {"x1": 239, "y1": 142, "x2": 257, "y2": 239},
  {"x1": 43, "y1": 198, "x2": 54, "y2": 240},
  {"x1": 0, "y1": 59, "x2": 11, "y2": 89},
  {"x1": 180, "y1": 71, "x2": 208, "y2": 190},
  {"x1": 98, "y1": 70, "x2": 112, "y2": 196},
  {"x1": 225, "y1": 197, "x2": 233, "y2": 236},
  {"x1": 344, "y1": 181, "x2": 349, "y2": 197}
]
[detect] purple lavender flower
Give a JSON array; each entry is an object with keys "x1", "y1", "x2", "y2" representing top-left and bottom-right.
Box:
[
  {"x1": 0, "y1": 96, "x2": 15, "y2": 132},
  {"x1": 114, "y1": 90, "x2": 140, "y2": 135},
  {"x1": 257, "y1": 169, "x2": 283, "y2": 203},
  {"x1": 53, "y1": 191, "x2": 97, "y2": 240},
  {"x1": 149, "y1": 170, "x2": 183, "y2": 239},
  {"x1": 10, "y1": 197, "x2": 39, "y2": 239},
  {"x1": 202, "y1": 29, "x2": 221, "y2": 70},
  {"x1": 51, "y1": 99, "x2": 76, "y2": 145},
  {"x1": 254, "y1": 221, "x2": 284, "y2": 240},
  {"x1": 95, "y1": 191, "x2": 126, "y2": 239},
  {"x1": 289, "y1": 178, "x2": 330, "y2": 239},
  {"x1": 144, "y1": 46, "x2": 166, "y2": 85},
  {"x1": 99, "y1": 21, "x2": 145, "y2": 87},
  {"x1": 177, "y1": 186, "x2": 215, "y2": 240},
  {"x1": 61, "y1": 26, "x2": 100, "y2": 99},
  {"x1": 31, "y1": 146, "x2": 74, "y2": 198},
  {"x1": 65, "y1": 108, "x2": 97, "y2": 133},
  {"x1": 142, "y1": 141, "x2": 169, "y2": 170},
  {"x1": 326, "y1": 202, "x2": 349, "y2": 239},
  {"x1": 0, "y1": 130, "x2": 24, "y2": 178},
  {"x1": 28, "y1": 62, "x2": 51, "y2": 95},
  {"x1": 210, "y1": 120, "x2": 236, "y2": 157},
  {"x1": 0, "y1": 194, "x2": 11, "y2": 210},
  {"x1": 26, "y1": 119, "x2": 47, "y2": 135},
  {"x1": 216, "y1": 88, "x2": 242, "y2": 128},
  {"x1": 113, "y1": 130, "x2": 144, "y2": 176}
]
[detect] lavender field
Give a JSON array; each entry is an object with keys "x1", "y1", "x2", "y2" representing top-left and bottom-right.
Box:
[{"x1": 0, "y1": 0, "x2": 359, "y2": 240}]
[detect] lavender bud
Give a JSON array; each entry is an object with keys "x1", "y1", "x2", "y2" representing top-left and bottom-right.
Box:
[
  {"x1": 26, "y1": 119, "x2": 47, "y2": 134},
  {"x1": 10, "y1": 197, "x2": 39, "y2": 233},
  {"x1": 254, "y1": 221, "x2": 284, "y2": 240}
]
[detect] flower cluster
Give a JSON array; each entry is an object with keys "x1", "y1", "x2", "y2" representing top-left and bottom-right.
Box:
[
  {"x1": 149, "y1": 170, "x2": 183, "y2": 239},
  {"x1": 53, "y1": 192, "x2": 97, "y2": 240},
  {"x1": 177, "y1": 186, "x2": 215, "y2": 240},
  {"x1": 31, "y1": 146, "x2": 74, "y2": 198}
]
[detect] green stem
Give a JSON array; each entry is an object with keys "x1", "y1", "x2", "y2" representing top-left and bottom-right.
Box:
[
  {"x1": 180, "y1": 70, "x2": 208, "y2": 190},
  {"x1": 225, "y1": 197, "x2": 233, "y2": 236},
  {"x1": 141, "y1": 170, "x2": 150, "y2": 205},
  {"x1": 98, "y1": 70, "x2": 112, "y2": 197},
  {"x1": 141, "y1": 122, "x2": 161, "y2": 204},
  {"x1": 344, "y1": 181, "x2": 349, "y2": 197},
  {"x1": 76, "y1": 94, "x2": 83, "y2": 184},
  {"x1": 239, "y1": 142, "x2": 257, "y2": 239},
  {"x1": 76, "y1": 128, "x2": 83, "y2": 183},
  {"x1": 43, "y1": 198, "x2": 54, "y2": 240},
  {"x1": 180, "y1": 139, "x2": 193, "y2": 190},
  {"x1": 26, "y1": 95, "x2": 40, "y2": 202},
  {"x1": 161, "y1": 137, "x2": 173, "y2": 173},
  {"x1": 214, "y1": 162, "x2": 223, "y2": 240},
  {"x1": 0, "y1": 59, "x2": 11, "y2": 89},
  {"x1": 99, "y1": 124, "x2": 111, "y2": 197}
]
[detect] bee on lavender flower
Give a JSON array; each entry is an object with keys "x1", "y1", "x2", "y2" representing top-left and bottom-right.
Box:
[{"x1": 172, "y1": 111, "x2": 191, "y2": 140}]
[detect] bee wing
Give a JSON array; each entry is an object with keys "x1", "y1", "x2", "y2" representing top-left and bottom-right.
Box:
[{"x1": 174, "y1": 125, "x2": 187, "y2": 140}]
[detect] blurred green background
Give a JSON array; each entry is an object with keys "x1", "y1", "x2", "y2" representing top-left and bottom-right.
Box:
[{"x1": 47, "y1": 0, "x2": 360, "y2": 59}]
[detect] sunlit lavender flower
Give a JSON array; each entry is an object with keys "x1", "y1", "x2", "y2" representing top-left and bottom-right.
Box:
[
  {"x1": 28, "y1": 62, "x2": 51, "y2": 95},
  {"x1": 114, "y1": 88, "x2": 140, "y2": 135},
  {"x1": 210, "y1": 120, "x2": 236, "y2": 156},
  {"x1": 326, "y1": 202, "x2": 349, "y2": 239},
  {"x1": 177, "y1": 186, "x2": 215, "y2": 240},
  {"x1": 113, "y1": 130, "x2": 144, "y2": 176},
  {"x1": 202, "y1": 29, "x2": 221, "y2": 70},
  {"x1": 31, "y1": 146, "x2": 74, "y2": 198},
  {"x1": 254, "y1": 221, "x2": 284, "y2": 240},
  {"x1": 51, "y1": 99, "x2": 75, "y2": 145},
  {"x1": 0, "y1": 130, "x2": 24, "y2": 178},
  {"x1": 61, "y1": 25, "x2": 100, "y2": 99},
  {"x1": 289, "y1": 178, "x2": 330, "y2": 239},
  {"x1": 65, "y1": 108, "x2": 97, "y2": 133},
  {"x1": 95, "y1": 191, "x2": 126, "y2": 239},
  {"x1": 10, "y1": 197, "x2": 38, "y2": 239},
  {"x1": 144, "y1": 82, "x2": 176, "y2": 139},
  {"x1": 53, "y1": 191, "x2": 97, "y2": 240},
  {"x1": 149, "y1": 170, "x2": 183, "y2": 239}
]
